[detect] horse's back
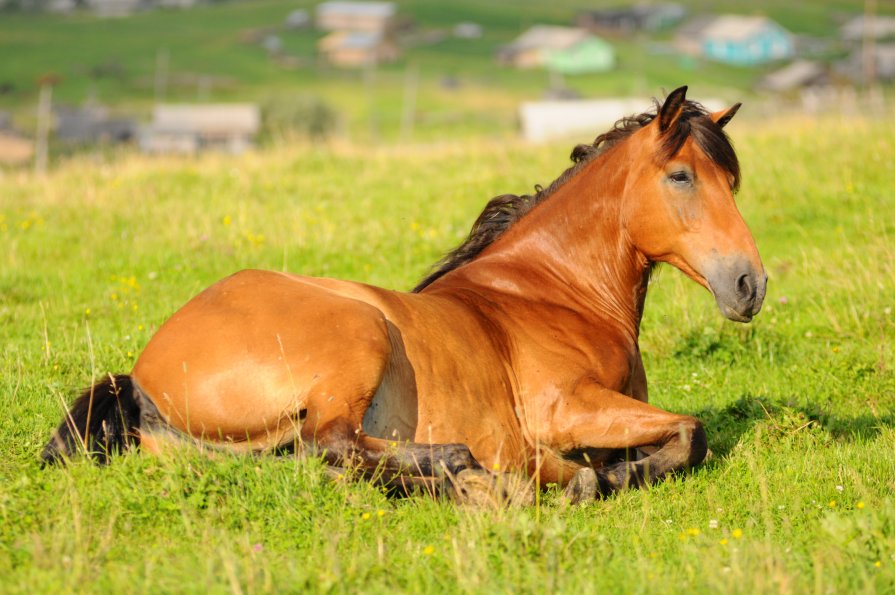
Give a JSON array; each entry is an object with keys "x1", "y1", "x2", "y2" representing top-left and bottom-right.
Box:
[{"x1": 132, "y1": 269, "x2": 395, "y2": 449}]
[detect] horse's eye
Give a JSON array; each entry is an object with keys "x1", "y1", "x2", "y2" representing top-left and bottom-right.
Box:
[{"x1": 669, "y1": 171, "x2": 692, "y2": 185}]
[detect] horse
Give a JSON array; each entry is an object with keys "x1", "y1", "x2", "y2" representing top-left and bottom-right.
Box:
[{"x1": 42, "y1": 86, "x2": 766, "y2": 503}]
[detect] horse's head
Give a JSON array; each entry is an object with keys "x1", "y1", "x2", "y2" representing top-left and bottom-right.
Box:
[{"x1": 624, "y1": 86, "x2": 766, "y2": 323}]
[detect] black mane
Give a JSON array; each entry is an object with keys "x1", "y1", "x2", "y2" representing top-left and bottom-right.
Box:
[{"x1": 413, "y1": 99, "x2": 740, "y2": 293}]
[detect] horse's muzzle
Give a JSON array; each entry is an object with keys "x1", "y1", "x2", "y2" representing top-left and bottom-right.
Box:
[{"x1": 707, "y1": 259, "x2": 767, "y2": 323}]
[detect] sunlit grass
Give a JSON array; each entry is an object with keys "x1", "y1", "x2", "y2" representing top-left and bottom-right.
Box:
[{"x1": 0, "y1": 115, "x2": 893, "y2": 592}]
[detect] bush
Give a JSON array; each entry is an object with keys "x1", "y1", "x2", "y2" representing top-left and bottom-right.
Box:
[{"x1": 261, "y1": 95, "x2": 340, "y2": 143}]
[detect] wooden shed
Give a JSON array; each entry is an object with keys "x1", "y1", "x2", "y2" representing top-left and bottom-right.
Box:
[
  {"x1": 318, "y1": 30, "x2": 399, "y2": 67},
  {"x1": 141, "y1": 104, "x2": 260, "y2": 155}
]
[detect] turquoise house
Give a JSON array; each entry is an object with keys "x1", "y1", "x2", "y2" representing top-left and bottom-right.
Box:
[{"x1": 697, "y1": 15, "x2": 793, "y2": 66}]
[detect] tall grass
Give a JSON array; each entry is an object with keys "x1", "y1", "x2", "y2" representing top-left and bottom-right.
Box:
[{"x1": 0, "y1": 115, "x2": 893, "y2": 593}]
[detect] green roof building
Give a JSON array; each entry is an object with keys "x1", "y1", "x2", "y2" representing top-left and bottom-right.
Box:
[{"x1": 499, "y1": 26, "x2": 615, "y2": 74}]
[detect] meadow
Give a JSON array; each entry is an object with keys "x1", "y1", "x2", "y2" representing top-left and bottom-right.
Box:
[{"x1": 0, "y1": 110, "x2": 894, "y2": 592}]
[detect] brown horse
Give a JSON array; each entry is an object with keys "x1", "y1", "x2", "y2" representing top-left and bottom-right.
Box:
[{"x1": 42, "y1": 86, "x2": 766, "y2": 502}]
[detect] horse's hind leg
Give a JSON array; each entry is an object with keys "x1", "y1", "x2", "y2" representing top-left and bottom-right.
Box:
[{"x1": 300, "y1": 414, "x2": 482, "y2": 480}]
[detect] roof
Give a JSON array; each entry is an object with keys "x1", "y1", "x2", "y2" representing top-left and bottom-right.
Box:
[
  {"x1": 676, "y1": 14, "x2": 718, "y2": 38},
  {"x1": 508, "y1": 26, "x2": 593, "y2": 51},
  {"x1": 841, "y1": 15, "x2": 895, "y2": 41},
  {"x1": 700, "y1": 15, "x2": 788, "y2": 42},
  {"x1": 316, "y1": 1, "x2": 395, "y2": 19},
  {"x1": 151, "y1": 104, "x2": 260, "y2": 135}
]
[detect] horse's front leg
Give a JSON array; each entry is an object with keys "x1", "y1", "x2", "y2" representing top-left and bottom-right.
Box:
[{"x1": 543, "y1": 384, "x2": 707, "y2": 501}]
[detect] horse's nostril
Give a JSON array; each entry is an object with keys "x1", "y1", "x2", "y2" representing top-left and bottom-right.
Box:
[{"x1": 736, "y1": 273, "x2": 754, "y2": 300}]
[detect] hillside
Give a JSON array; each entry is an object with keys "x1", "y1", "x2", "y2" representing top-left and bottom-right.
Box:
[{"x1": 0, "y1": 0, "x2": 888, "y2": 141}]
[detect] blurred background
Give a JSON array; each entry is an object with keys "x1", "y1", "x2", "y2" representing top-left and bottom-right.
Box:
[{"x1": 0, "y1": 0, "x2": 892, "y2": 169}]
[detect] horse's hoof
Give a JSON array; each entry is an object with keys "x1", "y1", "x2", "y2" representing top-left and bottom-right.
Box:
[
  {"x1": 563, "y1": 467, "x2": 598, "y2": 504},
  {"x1": 451, "y1": 469, "x2": 535, "y2": 508}
]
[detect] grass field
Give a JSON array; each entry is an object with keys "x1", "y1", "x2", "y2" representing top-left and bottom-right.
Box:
[{"x1": 0, "y1": 110, "x2": 894, "y2": 592}]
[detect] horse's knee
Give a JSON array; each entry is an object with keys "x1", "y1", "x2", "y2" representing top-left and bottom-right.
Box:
[
  {"x1": 655, "y1": 417, "x2": 707, "y2": 470},
  {"x1": 593, "y1": 418, "x2": 707, "y2": 494}
]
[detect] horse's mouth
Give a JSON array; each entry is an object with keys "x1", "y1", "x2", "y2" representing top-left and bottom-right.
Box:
[
  {"x1": 719, "y1": 303, "x2": 754, "y2": 323},
  {"x1": 706, "y1": 260, "x2": 767, "y2": 324}
]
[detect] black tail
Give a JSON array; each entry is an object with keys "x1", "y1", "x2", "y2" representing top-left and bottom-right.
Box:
[{"x1": 41, "y1": 374, "x2": 141, "y2": 465}]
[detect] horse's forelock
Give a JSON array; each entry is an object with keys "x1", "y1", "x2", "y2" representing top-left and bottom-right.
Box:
[{"x1": 658, "y1": 101, "x2": 741, "y2": 192}]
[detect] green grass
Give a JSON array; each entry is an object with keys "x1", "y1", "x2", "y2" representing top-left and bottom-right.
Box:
[
  {"x1": 1, "y1": 0, "x2": 890, "y2": 141},
  {"x1": 0, "y1": 113, "x2": 894, "y2": 592}
]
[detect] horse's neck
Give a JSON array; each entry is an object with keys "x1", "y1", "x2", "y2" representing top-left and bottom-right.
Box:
[{"x1": 462, "y1": 153, "x2": 650, "y2": 341}]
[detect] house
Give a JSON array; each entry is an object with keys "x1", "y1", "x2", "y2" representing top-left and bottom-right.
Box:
[
  {"x1": 157, "y1": 0, "x2": 200, "y2": 7},
  {"x1": 316, "y1": 1, "x2": 396, "y2": 34},
  {"x1": 315, "y1": 2, "x2": 401, "y2": 67},
  {"x1": 285, "y1": 9, "x2": 311, "y2": 30},
  {"x1": 676, "y1": 15, "x2": 793, "y2": 66},
  {"x1": 841, "y1": 15, "x2": 895, "y2": 41},
  {"x1": 85, "y1": 0, "x2": 144, "y2": 17},
  {"x1": 140, "y1": 104, "x2": 260, "y2": 155},
  {"x1": 46, "y1": 0, "x2": 77, "y2": 14},
  {"x1": 837, "y1": 43, "x2": 895, "y2": 83},
  {"x1": 15, "y1": 0, "x2": 203, "y2": 12},
  {"x1": 498, "y1": 26, "x2": 615, "y2": 74},
  {"x1": 454, "y1": 22, "x2": 483, "y2": 39},
  {"x1": 758, "y1": 60, "x2": 828, "y2": 92},
  {"x1": 520, "y1": 97, "x2": 725, "y2": 142},
  {"x1": 576, "y1": 3, "x2": 685, "y2": 36},
  {"x1": 318, "y1": 30, "x2": 398, "y2": 67}
]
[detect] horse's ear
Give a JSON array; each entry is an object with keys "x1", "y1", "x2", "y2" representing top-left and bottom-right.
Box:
[
  {"x1": 658, "y1": 85, "x2": 688, "y2": 132},
  {"x1": 710, "y1": 103, "x2": 742, "y2": 129}
]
